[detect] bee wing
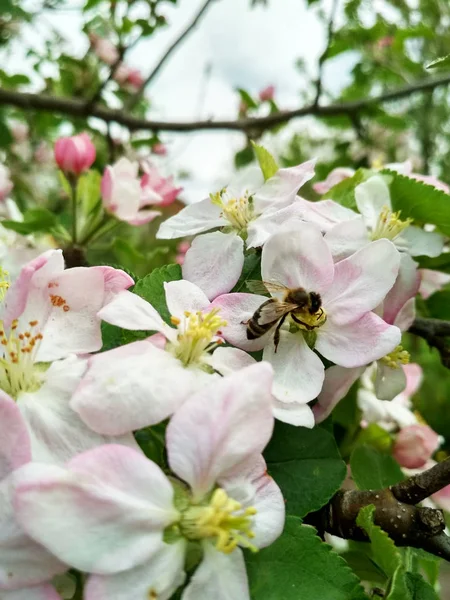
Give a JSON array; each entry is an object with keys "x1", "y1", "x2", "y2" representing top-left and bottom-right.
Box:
[
  {"x1": 246, "y1": 280, "x2": 288, "y2": 295},
  {"x1": 258, "y1": 300, "x2": 298, "y2": 325}
]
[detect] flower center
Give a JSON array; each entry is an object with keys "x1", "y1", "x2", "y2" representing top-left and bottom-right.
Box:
[
  {"x1": 290, "y1": 307, "x2": 327, "y2": 331},
  {"x1": 210, "y1": 189, "x2": 255, "y2": 232},
  {"x1": 180, "y1": 488, "x2": 258, "y2": 554},
  {"x1": 380, "y1": 344, "x2": 410, "y2": 369},
  {"x1": 169, "y1": 308, "x2": 227, "y2": 368},
  {"x1": 370, "y1": 206, "x2": 412, "y2": 241}
]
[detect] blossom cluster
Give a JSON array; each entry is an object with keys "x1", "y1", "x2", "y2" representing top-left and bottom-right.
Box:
[{"x1": 0, "y1": 141, "x2": 449, "y2": 598}]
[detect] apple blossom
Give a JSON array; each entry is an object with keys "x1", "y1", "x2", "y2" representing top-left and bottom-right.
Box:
[
  {"x1": 259, "y1": 85, "x2": 275, "y2": 102},
  {"x1": 393, "y1": 424, "x2": 440, "y2": 469},
  {"x1": 0, "y1": 391, "x2": 67, "y2": 593},
  {"x1": 141, "y1": 160, "x2": 182, "y2": 207},
  {"x1": 54, "y1": 133, "x2": 96, "y2": 176},
  {"x1": 15, "y1": 364, "x2": 284, "y2": 600},
  {"x1": 313, "y1": 167, "x2": 355, "y2": 195},
  {"x1": 0, "y1": 164, "x2": 13, "y2": 202},
  {"x1": 101, "y1": 157, "x2": 161, "y2": 225},
  {"x1": 0, "y1": 250, "x2": 136, "y2": 463},
  {"x1": 71, "y1": 279, "x2": 256, "y2": 435},
  {"x1": 88, "y1": 33, "x2": 119, "y2": 65},
  {"x1": 212, "y1": 221, "x2": 401, "y2": 427},
  {"x1": 419, "y1": 268, "x2": 450, "y2": 299},
  {"x1": 157, "y1": 160, "x2": 316, "y2": 299}
]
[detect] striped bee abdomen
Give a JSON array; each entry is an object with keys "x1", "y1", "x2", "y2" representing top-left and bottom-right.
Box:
[{"x1": 246, "y1": 299, "x2": 279, "y2": 340}]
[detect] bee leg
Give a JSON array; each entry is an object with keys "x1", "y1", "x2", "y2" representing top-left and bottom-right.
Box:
[{"x1": 273, "y1": 314, "x2": 287, "y2": 353}]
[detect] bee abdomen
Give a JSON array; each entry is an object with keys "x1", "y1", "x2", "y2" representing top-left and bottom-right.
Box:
[{"x1": 246, "y1": 318, "x2": 270, "y2": 339}]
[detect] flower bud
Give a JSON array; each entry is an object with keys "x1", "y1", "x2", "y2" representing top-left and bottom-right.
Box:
[
  {"x1": 393, "y1": 424, "x2": 440, "y2": 469},
  {"x1": 152, "y1": 142, "x2": 167, "y2": 156},
  {"x1": 125, "y1": 68, "x2": 144, "y2": 90},
  {"x1": 0, "y1": 163, "x2": 13, "y2": 202},
  {"x1": 54, "y1": 133, "x2": 96, "y2": 175},
  {"x1": 259, "y1": 85, "x2": 275, "y2": 102},
  {"x1": 89, "y1": 33, "x2": 119, "y2": 66}
]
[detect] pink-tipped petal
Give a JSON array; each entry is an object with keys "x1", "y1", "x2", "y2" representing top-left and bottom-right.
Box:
[
  {"x1": 383, "y1": 253, "x2": 420, "y2": 327},
  {"x1": 0, "y1": 391, "x2": 31, "y2": 479},
  {"x1": 313, "y1": 366, "x2": 363, "y2": 423}
]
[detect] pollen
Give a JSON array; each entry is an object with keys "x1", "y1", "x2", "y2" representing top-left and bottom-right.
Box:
[
  {"x1": 0, "y1": 267, "x2": 10, "y2": 302},
  {"x1": 170, "y1": 316, "x2": 181, "y2": 325},
  {"x1": 210, "y1": 188, "x2": 254, "y2": 232},
  {"x1": 380, "y1": 345, "x2": 410, "y2": 369},
  {"x1": 371, "y1": 206, "x2": 412, "y2": 241},
  {"x1": 180, "y1": 488, "x2": 258, "y2": 554}
]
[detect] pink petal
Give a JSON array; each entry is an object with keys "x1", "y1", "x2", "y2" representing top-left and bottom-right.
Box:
[
  {"x1": 322, "y1": 239, "x2": 400, "y2": 325},
  {"x1": 167, "y1": 362, "x2": 274, "y2": 499},
  {"x1": 1, "y1": 585, "x2": 62, "y2": 600},
  {"x1": 313, "y1": 366, "x2": 363, "y2": 423},
  {"x1": 183, "y1": 232, "x2": 244, "y2": 300},
  {"x1": 126, "y1": 209, "x2": 161, "y2": 226},
  {"x1": 164, "y1": 279, "x2": 211, "y2": 320},
  {"x1": 90, "y1": 266, "x2": 134, "y2": 302},
  {"x1": 316, "y1": 312, "x2": 401, "y2": 368},
  {"x1": 383, "y1": 253, "x2": 420, "y2": 326},
  {"x1": 312, "y1": 167, "x2": 354, "y2": 195},
  {"x1": 14, "y1": 446, "x2": 177, "y2": 574},
  {"x1": 0, "y1": 391, "x2": 31, "y2": 479},
  {"x1": 263, "y1": 330, "x2": 324, "y2": 405},
  {"x1": 261, "y1": 222, "x2": 334, "y2": 294},
  {"x1": 157, "y1": 198, "x2": 225, "y2": 239},
  {"x1": 212, "y1": 293, "x2": 273, "y2": 352},
  {"x1": 419, "y1": 269, "x2": 450, "y2": 299}
]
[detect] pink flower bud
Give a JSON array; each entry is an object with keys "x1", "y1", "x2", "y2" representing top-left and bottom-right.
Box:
[
  {"x1": 0, "y1": 163, "x2": 13, "y2": 202},
  {"x1": 152, "y1": 143, "x2": 167, "y2": 156},
  {"x1": 393, "y1": 424, "x2": 440, "y2": 469},
  {"x1": 177, "y1": 241, "x2": 191, "y2": 254},
  {"x1": 90, "y1": 35, "x2": 119, "y2": 66},
  {"x1": 125, "y1": 68, "x2": 144, "y2": 90},
  {"x1": 259, "y1": 85, "x2": 275, "y2": 102},
  {"x1": 54, "y1": 133, "x2": 96, "y2": 175}
]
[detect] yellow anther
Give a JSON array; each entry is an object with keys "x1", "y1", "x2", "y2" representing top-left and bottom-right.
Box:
[
  {"x1": 170, "y1": 316, "x2": 181, "y2": 325},
  {"x1": 209, "y1": 188, "x2": 254, "y2": 232},
  {"x1": 371, "y1": 206, "x2": 413, "y2": 241},
  {"x1": 380, "y1": 345, "x2": 410, "y2": 369}
]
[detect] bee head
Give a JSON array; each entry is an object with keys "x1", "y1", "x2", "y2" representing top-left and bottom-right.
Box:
[{"x1": 308, "y1": 292, "x2": 322, "y2": 314}]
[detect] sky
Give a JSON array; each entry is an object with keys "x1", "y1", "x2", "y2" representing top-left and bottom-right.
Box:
[{"x1": 8, "y1": 0, "x2": 357, "y2": 202}]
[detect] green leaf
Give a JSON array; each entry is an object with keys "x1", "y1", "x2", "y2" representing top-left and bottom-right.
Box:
[
  {"x1": 58, "y1": 171, "x2": 73, "y2": 200},
  {"x1": 350, "y1": 446, "x2": 404, "y2": 490},
  {"x1": 232, "y1": 251, "x2": 261, "y2": 292},
  {"x1": 134, "y1": 421, "x2": 167, "y2": 467},
  {"x1": 325, "y1": 168, "x2": 373, "y2": 209},
  {"x1": 405, "y1": 572, "x2": 439, "y2": 599},
  {"x1": 383, "y1": 170, "x2": 450, "y2": 236},
  {"x1": 251, "y1": 142, "x2": 278, "y2": 181},
  {"x1": 387, "y1": 566, "x2": 411, "y2": 600},
  {"x1": 237, "y1": 88, "x2": 258, "y2": 109},
  {"x1": 235, "y1": 145, "x2": 254, "y2": 169},
  {"x1": 341, "y1": 550, "x2": 387, "y2": 585},
  {"x1": 426, "y1": 290, "x2": 450, "y2": 320},
  {"x1": 426, "y1": 54, "x2": 450, "y2": 70},
  {"x1": 133, "y1": 264, "x2": 182, "y2": 324},
  {"x1": 246, "y1": 517, "x2": 368, "y2": 600},
  {"x1": 264, "y1": 421, "x2": 346, "y2": 518},
  {"x1": 2, "y1": 207, "x2": 58, "y2": 235},
  {"x1": 77, "y1": 169, "x2": 101, "y2": 215}
]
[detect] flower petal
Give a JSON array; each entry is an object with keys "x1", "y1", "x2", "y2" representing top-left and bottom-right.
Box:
[
  {"x1": 71, "y1": 341, "x2": 213, "y2": 435},
  {"x1": 85, "y1": 541, "x2": 186, "y2": 600},
  {"x1": 157, "y1": 198, "x2": 225, "y2": 239},
  {"x1": 14, "y1": 446, "x2": 178, "y2": 574},
  {"x1": 263, "y1": 330, "x2": 324, "y2": 405},
  {"x1": 164, "y1": 280, "x2": 211, "y2": 319},
  {"x1": 261, "y1": 221, "x2": 334, "y2": 293},
  {"x1": 322, "y1": 239, "x2": 400, "y2": 325},
  {"x1": 324, "y1": 216, "x2": 369, "y2": 261},
  {"x1": 127, "y1": 209, "x2": 161, "y2": 226},
  {"x1": 313, "y1": 366, "x2": 363, "y2": 423},
  {"x1": 182, "y1": 545, "x2": 249, "y2": 600},
  {"x1": 182, "y1": 232, "x2": 244, "y2": 300},
  {"x1": 212, "y1": 293, "x2": 273, "y2": 352},
  {"x1": 1, "y1": 584, "x2": 61, "y2": 600},
  {"x1": 401, "y1": 226, "x2": 445, "y2": 258},
  {"x1": 90, "y1": 266, "x2": 134, "y2": 303},
  {"x1": 246, "y1": 203, "x2": 307, "y2": 249},
  {"x1": 272, "y1": 401, "x2": 315, "y2": 427},
  {"x1": 374, "y1": 361, "x2": 406, "y2": 401},
  {"x1": 355, "y1": 175, "x2": 392, "y2": 228},
  {"x1": 167, "y1": 362, "x2": 274, "y2": 499},
  {"x1": 382, "y1": 253, "x2": 420, "y2": 326},
  {"x1": 297, "y1": 198, "x2": 357, "y2": 232},
  {"x1": 0, "y1": 391, "x2": 31, "y2": 479},
  {"x1": 207, "y1": 346, "x2": 256, "y2": 376},
  {"x1": 316, "y1": 312, "x2": 401, "y2": 368}
]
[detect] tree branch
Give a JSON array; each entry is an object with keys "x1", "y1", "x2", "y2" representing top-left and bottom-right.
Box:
[
  {"x1": 391, "y1": 458, "x2": 450, "y2": 505},
  {"x1": 125, "y1": 0, "x2": 217, "y2": 110},
  {"x1": 2, "y1": 74, "x2": 450, "y2": 133},
  {"x1": 409, "y1": 317, "x2": 450, "y2": 369}
]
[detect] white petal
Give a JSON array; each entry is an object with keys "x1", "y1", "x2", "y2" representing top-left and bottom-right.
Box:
[
  {"x1": 14, "y1": 447, "x2": 178, "y2": 574},
  {"x1": 263, "y1": 330, "x2": 324, "y2": 404},
  {"x1": 157, "y1": 198, "x2": 225, "y2": 239},
  {"x1": 97, "y1": 290, "x2": 173, "y2": 338},
  {"x1": 297, "y1": 198, "x2": 357, "y2": 232},
  {"x1": 0, "y1": 391, "x2": 31, "y2": 480},
  {"x1": 182, "y1": 545, "x2": 249, "y2": 600},
  {"x1": 261, "y1": 221, "x2": 334, "y2": 294},
  {"x1": 85, "y1": 541, "x2": 186, "y2": 600},
  {"x1": 323, "y1": 239, "x2": 400, "y2": 325},
  {"x1": 228, "y1": 166, "x2": 265, "y2": 198},
  {"x1": 167, "y1": 363, "x2": 274, "y2": 499},
  {"x1": 207, "y1": 346, "x2": 256, "y2": 376},
  {"x1": 355, "y1": 175, "x2": 392, "y2": 228},
  {"x1": 71, "y1": 341, "x2": 214, "y2": 435},
  {"x1": 246, "y1": 202, "x2": 307, "y2": 249},
  {"x1": 272, "y1": 401, "x2": 315, "y2": 427},
  {"x1": 313, "y1": 366, "x2": 363, "y2": 423},
  {"x1": 382, "y1": 253, "x2": 420, "y2": 327},
  {"x1": 0, "y1": 585, "x2": 61, "y2": 600},
  {"x1": 164, "y1": 280, "x2": 211, "y2": 320},
  {"x1": 374, "y1": 362, "x2": 407, "y2": 401},
  {"x1": 393, "y1": 297, "x2": 416, "y2": 331},
  {"x1": 324, "y1": 216, "x2": 369, "y2": 261},
  {"x1": 401, "y1": 226, "x2": 445, "y2": 258},
  {"x1": 182, "y1": 232, "x2": 244, "y2": 300}
]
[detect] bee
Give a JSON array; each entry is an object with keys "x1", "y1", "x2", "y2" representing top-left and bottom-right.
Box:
[{"x1": 245, "y1": 280, "x2": 324, "y2": 352}]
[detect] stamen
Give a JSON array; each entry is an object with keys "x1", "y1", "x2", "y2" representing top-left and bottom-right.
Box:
[
  {"x1": 210, "y1": 188, "x2": 254, "y2": 232},
  {"x1": 380, "y1": 345, "x2": 410, "y2": 369},
  {"x1": 371, "y1": 206, "x2": 412, "y2": 241}
]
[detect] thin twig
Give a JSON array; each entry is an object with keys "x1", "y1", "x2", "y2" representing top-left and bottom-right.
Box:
[
  {"x1": 125, "y1": 0, "x2": 217, "y2": 110},
  {"x1": 314, "y1": 0, "x2": 339, "y2": 106},
  {"x1": 1, "y1": 74, "x2": 450, "y2": 133},
  {"x1": 391, "y1": 458, "x2": 450, "y2": 505},
  {"x1": 409, "y1": 317, "x2": 450, "y2": 369}
]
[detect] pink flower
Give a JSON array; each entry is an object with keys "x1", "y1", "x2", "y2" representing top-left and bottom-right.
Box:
[
  {"x1": 419, "y1": 268, "x2": 450, "y2": 299},
  {"x1": 432, "y1": 483, "x2": 450, "y2": 512},
  {"x1": 15, "y1": 364, "x2": 284, "y2": 600},
  {"x1": 101, "y1": 157, "x2": 161, "y2": 225},
  {"x1": 152, "y1": 142, "x2": 167, "y2": 156},
  {"x1": 313, "y1": 167, "x2": 355, "y2": 195},
  {"x1": 54, "y1": 133, "x2": 96, "y2": 175},
  {"x1": 0, "y1": 163, "x2": 13, "y2": 201},
  {"x1": 141, "y1": 161, "x2": 182, "y2": 207},
  {"x1": 125, "y1": 68, "x2": 144, "y2": 90},
  {"x1": 393, "y1": 424, "x2": 440, "y2": 469},
  {"x1": 259, "y1": 85, "x2": 275, "y2": 102},
  {"x1": 0, "y1": 391, "x2": 67, "y2": 594},
  {"x1": 213, "y1": 221, "x2": 401, "y2": 427},
  {"x1": 176, "y1": 240, "x2": 191, "y2": 265},
  {"x1": 71, "y1": 279, "x2": 257, "y2": 435},
  {"x1": 89, "y1": 34, "x2": 119, "y2": 66}
]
